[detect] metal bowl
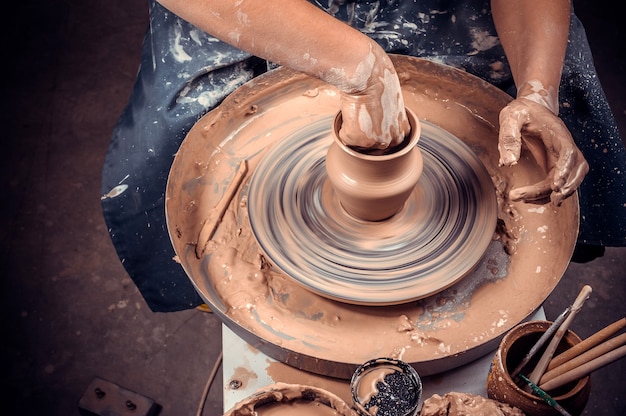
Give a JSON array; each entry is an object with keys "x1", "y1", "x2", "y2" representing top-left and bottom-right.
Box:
[{"x1": 165, "y1": 56, "x2": 579, "y2": 378}]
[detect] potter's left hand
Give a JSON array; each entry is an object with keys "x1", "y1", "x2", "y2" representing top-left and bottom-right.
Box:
[{"x1": 497, "y1": 97, "x2": 589, "y2": 206}]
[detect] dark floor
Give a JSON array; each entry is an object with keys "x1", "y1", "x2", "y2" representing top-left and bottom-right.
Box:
[{"x1": 2, "y1": 1, "x2": 624, "y2": 415}]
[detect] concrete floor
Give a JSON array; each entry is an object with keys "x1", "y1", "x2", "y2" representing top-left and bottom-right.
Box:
[{"x1": 2, "y1": 1, "x2": 624, "y2": 415}]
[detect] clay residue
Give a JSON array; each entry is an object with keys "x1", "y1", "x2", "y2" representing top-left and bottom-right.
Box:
[
  {"x1": 265, "y1": 360, "x2": 353, "y2": 404},
  {"x1": 227, "y1": 365, "x2": 258, "y2": 391},
  {"x1": 254, "y1": 400, "x2": 344, "y2": 415},
  {"x1": 420, "y1": 392, "x2": 524, "y2": 416}
]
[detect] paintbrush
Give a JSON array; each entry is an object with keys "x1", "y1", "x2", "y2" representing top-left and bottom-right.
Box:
[
  {"x1": 539, "y1": 344, "x2": 626, "y2": 391},
  {"x1": 540, "y1": 332, "x2": 626, "y2": 385},
  {"x1": 517, "y1": 374, "x2": 572, "y2": 416},
  {"x1": 526, "y1": 285, "x2": 592, "y2": 386},
  {"x1": 547, "y1": 316, "x2": 626, "y2": 371},
  {"x1": 510, "y1": 306, "x2": 571, "y2": 378}
]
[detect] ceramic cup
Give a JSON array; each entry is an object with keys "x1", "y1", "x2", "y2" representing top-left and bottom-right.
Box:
[{"x1": 487, "y1": 320, "x2": 591, "y2": 416}]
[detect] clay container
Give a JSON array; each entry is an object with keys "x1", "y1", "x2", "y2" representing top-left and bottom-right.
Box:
[
  {"x1": 326, "y1": 108, "x2": 423, "y2": 221},
  {"x1": 487, "y1": 320, "x2": 591, "y2": 416},
  {"x1": 223, "y1": 383, "x2": 357, "y2": 416},
  {"x1": 350, "y1": 357, "x2": 422, "y2": 416}
]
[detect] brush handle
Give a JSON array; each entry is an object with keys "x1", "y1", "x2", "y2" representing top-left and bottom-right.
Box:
[
  {"x1": 511, "y1": 308, "x2": 570, "y2": 378},
  {"x1": 527, "y1": 285, "x2": 592, "y2": 384},
  {"x1": 547, "y1": 317, "x2": 626, "y2": 371},
  {"x1": 540, "y1": 332, "x2": 626, "y2": 385},
  {"x1": 539, "y1": 345, "x2": 626, "y2": 391}
]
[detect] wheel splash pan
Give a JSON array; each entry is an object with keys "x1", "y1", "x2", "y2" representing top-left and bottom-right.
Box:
[{"x1": 165, "y1": 56, "x2": 578, "y2": 378}]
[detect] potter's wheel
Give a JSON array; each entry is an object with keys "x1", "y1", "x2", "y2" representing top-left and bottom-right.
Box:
[
  {"x1": 166, "y1": 56, "x2": 579, "y2": 378},
  {"x1": 248, "y1": 119, "x2": 496, "y2": 305}
]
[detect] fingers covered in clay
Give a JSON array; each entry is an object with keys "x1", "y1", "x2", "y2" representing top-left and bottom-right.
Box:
[
  {"x1": 337, "y1": 46, "x2": 411, "y2": 149},
  {"x1": 339, "y1": 89, "x2": 410, "y2": 149},
  {"x1": 498, "y1": 98, "x2": 589, "y2": 205},
  {"x1": 508, "y1": 178, "x2": 552, "y2": 203}
]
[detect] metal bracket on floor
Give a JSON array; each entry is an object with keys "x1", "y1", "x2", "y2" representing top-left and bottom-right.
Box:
[{"x1": 78, "y1": 377, "x2": 160, "y2": 416}]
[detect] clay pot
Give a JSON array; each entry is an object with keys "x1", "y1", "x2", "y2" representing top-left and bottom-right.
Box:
[
  {"x1": 326, "y1": 108, "x2": 422, "y2": 221},
  {"x1": 350, "y1": 358, "x2": 422, "y2": 416},
  {"x1": 487, "y1": 320, "x2": 591, "y2": 416},
  {"x1": 223, "y1": 382, "x2": 357, "y2": 416}
]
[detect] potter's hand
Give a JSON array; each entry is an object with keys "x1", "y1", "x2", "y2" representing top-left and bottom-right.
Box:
[
  {"x1": 492, "y1": 1, "x2": 585, "y2": 205},
  {"x1": 498, "y1": 97, "x2": 589, "y2": 206},
  {"x1": 336, "y1": 46, "x2": 411, "y2": 150},
  {"x1": 338, "y1": 75, "x2": 410, "y2": 150},
  {"x1": 156, "y1": 0, "x2": 411, "y2": 149}
]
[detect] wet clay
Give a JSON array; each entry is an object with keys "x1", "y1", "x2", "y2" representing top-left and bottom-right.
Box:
[
  {"x1": 420, "y1": 392, "x2": 524, "y2": 416},
  {"x1": 254, "y1": 401, "x2": 343, "y2": 416},
  {"x1": 223, "y1": 383, "x2": 357, "y2": 416},
  {"x1": 166, "y1": 56, "x2": 579, "y2": 378},
  {"x1": 355, "y1": 366, "x2": 397, "y2": 408},
  {"x1": 326, "y1": 108, "x2": 423, "y2": 222},
  {"x1": 265, "y1": 360, "x2": 353, "y2": 405}
]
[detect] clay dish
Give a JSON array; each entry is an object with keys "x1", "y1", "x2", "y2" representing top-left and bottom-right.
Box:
[{"x1": 223, "y1": 383, "x2": 357, "y2": 416}]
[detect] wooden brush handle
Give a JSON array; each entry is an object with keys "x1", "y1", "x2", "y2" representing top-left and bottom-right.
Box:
[
  {"x1": 540, "y1": 332, "x2": 626, "y2": 385},
  {"x1": 547, "y1": 317, "x2": 626, "y2": 371},
  {"x1": 539, "y1": 345, "x2": 626, "y2": 392}
]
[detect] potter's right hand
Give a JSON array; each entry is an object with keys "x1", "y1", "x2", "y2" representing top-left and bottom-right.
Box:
[
  {"x1": 338, "y1": 82, "x2": 411, "y2": 150},
  {"x1": 336, "y1": 46, "x2": 411, "y2": 150},
  {"x1": 156, "y1": 0, "x2": 411, "y2": 149}
]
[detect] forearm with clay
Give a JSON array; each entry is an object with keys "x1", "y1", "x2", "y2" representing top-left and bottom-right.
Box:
[
  {"x1": 492, "y1": 0, "x2": 570, "y2": 113},
  {"x1": 157, "y1": 0, "x2": 409, "y2": 149},
  {"x1": 491, "y1": 0, "x2": 588, "y2": 205}
]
